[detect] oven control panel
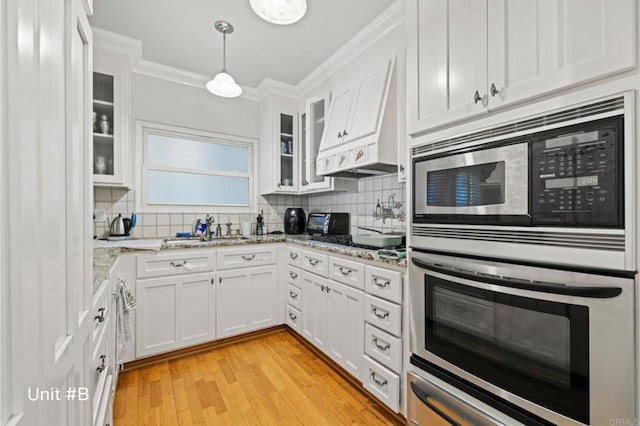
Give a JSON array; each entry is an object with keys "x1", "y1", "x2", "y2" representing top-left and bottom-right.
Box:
[{"x1": 530, "y1": 118, "x2": 622, "y2": 227}]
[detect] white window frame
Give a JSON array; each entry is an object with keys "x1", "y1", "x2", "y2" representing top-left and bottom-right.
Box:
[{"x1": 135, "y1": 120, "x2": 257, "y2": 214}]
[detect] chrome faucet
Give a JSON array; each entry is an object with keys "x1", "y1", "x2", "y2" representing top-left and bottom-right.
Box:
[
  {"x1": 203, "y1": 214, "x2": 215, "y2": 240},
  {"x1": 225, "y1": 218, "x2": 232, "y2": 237}
]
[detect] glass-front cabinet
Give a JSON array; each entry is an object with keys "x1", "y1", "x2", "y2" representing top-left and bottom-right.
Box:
[
  {"x1": 92, "y1": 46, "x2": 130, "y2": 187},
  {"x1": 299, "y1": 92, "x2": 357, "y2": 194},
  {"x1": 279, "y1": 113, "x2": 295, "y2": 190}
]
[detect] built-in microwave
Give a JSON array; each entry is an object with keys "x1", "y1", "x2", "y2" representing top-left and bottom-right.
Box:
[
  {"x1": 413, "y1": 115, "x2": 624, "y2": 228},
  {"x1": 410, "y1": 94, "x2": 634, "y2": 271}
]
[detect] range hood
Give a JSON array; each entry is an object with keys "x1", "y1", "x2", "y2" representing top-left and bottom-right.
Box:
[{"x1": 316, "y1": 56, "x2": 398, "y2": 178}]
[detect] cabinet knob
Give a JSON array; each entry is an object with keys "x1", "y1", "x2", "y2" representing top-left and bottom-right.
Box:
[
  {"x1": 372, "y1": 277, "x2": 390, "y2": 288},
  {"x1": 289, "y1": 291, "x2": 298, "y2": 299},
  {"x1": 290, "y1": 272, "x2": 298, "y2": 279},
  {"x1": 372, "y1": 307, "x2": 389, "y2": 319},
  {"x1": 308, "y1": 258, "x2": 319, "y2": 266},
  {"x1": 242, "y1": 254, "x2": 256, "y2": 261},
  {"x1": 289, "y1": 253, "x2": 298, "y2": 260},
  {"x1": 96, "y1": 355, "x2": 106, "y2": 373},
  {"x1": 94, "y1": 308, "x2": 105, "y2": 323},
  {"x1": 339, "y1": 267, "x2": 352, "y2": 276},
  {"x1": 473, "y1": 90, "x2": 482, "y2": 104},
  {"x1": 342, "y1": 130, "x2": 348, "y2": 137},
  {"x1": 289, "y1": 312, "x2": 297, "y2": 321},
  {"x1": 337, "y1": 132, "x2": 342, "y2": 138},
  {"x1": 490, "y1": 83, "x2": 499, "y2": 97},
  {"x1": 372, "y1": 337, "x2": 390, "y2": 351}
]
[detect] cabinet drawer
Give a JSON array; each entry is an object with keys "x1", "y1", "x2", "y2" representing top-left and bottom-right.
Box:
[
  {"x1": 91, "y1": 316, "x2": 111, "y2": 419},
  {"x1": 286, "y1": 305, "x2": 301, "y2": 332},
  {"x1": 300, "y1": 249, "x2": 329, "y2": 277},
  {"x1": 287, "y1": 265, "x2": 301, "y2": 288},
  {"x1": 328, "y1": 256, "x2": 365, "y2": 290},
  {"x1": 286, "y1": 246, "x2": 302, "y2": 267},
  {"x1": 216, "y1": 246, "x2": 277, "y2": 270},
  {"x1": 137, "y1": 250, "x2": 216, "y2": 279},
  {"x1": 364, "y1": 294, "x2": 401, "y2": 336},
  {"x1": 364, "y1": 323, "x2": 402, "y2": 374},
  {"x1": 287, "y1": 284, "x2": 301, "y2": 310},
  {"x1": 365, "y1": 266, "x2": 402, "y2": 304},
  {"x1": 363, "y1": 355, "x2": 400, "y2": 412}
]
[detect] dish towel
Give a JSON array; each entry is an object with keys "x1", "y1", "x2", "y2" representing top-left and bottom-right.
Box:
[{"x1": 117, "y1": 279, "x2": 136, "y2": 362}]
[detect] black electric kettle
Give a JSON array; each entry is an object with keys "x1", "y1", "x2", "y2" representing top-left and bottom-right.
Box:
[{"x1": 109, "y1": 213, "x2": 132, "y2": 236}]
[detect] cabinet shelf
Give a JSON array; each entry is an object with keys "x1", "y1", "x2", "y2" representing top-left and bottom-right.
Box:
[
  {"x1": 93, "y1": 99, "x2": 114, "y2": 107},
  {"x1": 93, "y1": 133, "x2": 114, "y2": 139}
]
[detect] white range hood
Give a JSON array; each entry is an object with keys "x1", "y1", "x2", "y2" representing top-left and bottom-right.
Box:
[{"x1": 316, "y1": 56, "x2": 398, "y2": 178}]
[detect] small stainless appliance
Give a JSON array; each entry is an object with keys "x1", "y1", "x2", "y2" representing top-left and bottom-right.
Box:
[
  {"x1": 109, "y1": 213, "x2": 132, "y2": 237},
  {"x1": 306, "y1": 212, "x2": 349, "y2": 235},
  {"x1": 411, "y1": 94, "x2": 634, "y2": 270},
  {"x1": 284, "y1": 208, "x2": 306, "y2": 234},
  {"x1": 408, "y1": 250, "x2": 635, "y2": 425}
]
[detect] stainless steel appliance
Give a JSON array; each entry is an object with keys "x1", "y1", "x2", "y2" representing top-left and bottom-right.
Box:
[
  {"x1": 284, "y1": 208, "x2": 306, "y2": 234},
  {"x1": 109, "y1": 213, "x2": 132, "y2": 237},
  {"x1": 306, "y1": 212, "x2": 349, "y2": 235},
  {"x1": 411, "y1": 94, "x2": 634, "y2": 270},
  {"x1": 408, "y1": 250, "x2": 635, "y2": 425}
]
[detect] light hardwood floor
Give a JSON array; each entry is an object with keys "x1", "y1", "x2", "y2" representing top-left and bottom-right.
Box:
[{"x1": 113, "y1": 329, "x2": 404, "y2": 425}]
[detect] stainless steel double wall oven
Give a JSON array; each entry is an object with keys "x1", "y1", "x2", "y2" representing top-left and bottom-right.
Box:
[{"x1": 408, "y1": 93, "x2": 637, "y2": 425}]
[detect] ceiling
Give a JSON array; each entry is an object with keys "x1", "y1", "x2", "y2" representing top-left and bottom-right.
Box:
[{"x1": 89, "y1": 0, "x2": 397, "y2": 89}]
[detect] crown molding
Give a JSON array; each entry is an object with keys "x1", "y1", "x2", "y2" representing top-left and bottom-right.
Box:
[
  {"x1": 89, "y1": 0, "x2": 405, "y2": 102},
  {"x1": 294, "y1": 0, "x2": 406, "y2": 96}
]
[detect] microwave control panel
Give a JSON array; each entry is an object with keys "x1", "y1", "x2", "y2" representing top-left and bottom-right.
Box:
[{"x1": 530, "y1": 118, "x2": 622, "y2": 227}]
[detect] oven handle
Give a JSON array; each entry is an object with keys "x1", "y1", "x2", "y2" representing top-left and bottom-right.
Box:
[
  {"x1": 411, "y1": 257, "x2": 622, "y2": 299},
  {"x1": 410, "y1": 381, "x2": 463, "y2": 426}
]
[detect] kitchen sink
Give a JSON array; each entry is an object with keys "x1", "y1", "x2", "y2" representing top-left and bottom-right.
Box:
[{"x1": 163, "y1": 236, "x2": 250, "y2": 245}]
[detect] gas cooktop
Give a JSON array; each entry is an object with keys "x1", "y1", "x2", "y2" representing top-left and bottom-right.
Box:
[{"x1": 306, "y1": 234, "x2": 405, "y2": 251}]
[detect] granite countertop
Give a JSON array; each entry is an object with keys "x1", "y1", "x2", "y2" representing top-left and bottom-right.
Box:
[{"x1": 92, "y1": 234, "x2": 406, "y2": 291}]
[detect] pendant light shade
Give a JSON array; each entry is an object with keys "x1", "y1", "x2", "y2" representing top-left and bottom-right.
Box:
[
  {"x1": 207, "y1": 21, "x2": 242, "y2": 98},
  {"x1": 249, "y1": 0, "x2": 307, "y2": 25}
]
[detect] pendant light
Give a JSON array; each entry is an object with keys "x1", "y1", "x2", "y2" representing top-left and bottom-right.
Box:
[
  {"x1": 206, "y1": 21, "x2": 242, "y2": 98},
  {"x1": 249, "y1": 0, "x2": 307, "y2": 25}
]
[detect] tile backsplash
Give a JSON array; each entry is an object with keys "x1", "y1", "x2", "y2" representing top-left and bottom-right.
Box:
[{"x1": 93, "y1": 174, "x2": 405, "y2": 239}]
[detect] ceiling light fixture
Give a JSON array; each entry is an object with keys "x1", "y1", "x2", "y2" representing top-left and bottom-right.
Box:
[
  {"x1": 249, "y1": 0, "x2": 307, "y2": 25},
  {"x1": 206, "y1": 21, "x2": 242, "y2": 98}
]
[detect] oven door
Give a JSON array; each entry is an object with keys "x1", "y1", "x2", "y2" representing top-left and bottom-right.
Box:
[
  {"x1": 409, "y1": 251, "x2": 635, "y2": 425},
  {"x1": 413, "y1": 141, "x2": 529, "y2": 224}
]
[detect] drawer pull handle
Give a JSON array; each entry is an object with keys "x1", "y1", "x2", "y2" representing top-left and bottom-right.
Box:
[
  {"x1": 242, "y1": 254, "x2": 256, "y2": 261},
  {"x1": 290, "y1": 253, "x2": 298, "y2": 260},
  {"x1": 170, "y1": 261, "x2": 186, "y2": 268},
  {"x1": 372, "y1": 278, "x2": 390, "y2": 288},
  {"x1": 370, "y1": 371, "x2": 387, "y2": 387},
  {"x1": 289, "y1": 312, "x2": 297, "y2": 321},
  {"x1": 94, "y1": 308, "x2": 105, "y2": 323},
  {"x1": 308, "y1": 259, "x2": 319, "y2": 266},
  {"x1": 372, "y1": 337, "x2": 390, "y2": 351},
  {"x1": 339, "y1": 267, "x2": 352, "y2": 276},
  {"x1": 96, "y1": 355, "x2": 106, "y2": 373},
  {"x1": 290, "y1": 272, "x2": 298, "y2": 279},
  {"x1": 289, "y1": 291, "x2": 298, "y2": 299},
  {"x1": 372, "y1": 307, "x2": 389, "y2": 319}
]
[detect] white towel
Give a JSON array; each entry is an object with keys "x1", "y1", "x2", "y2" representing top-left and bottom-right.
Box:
[{"x1": 117, "y1": 280, "x2": 136, "y2": 362}]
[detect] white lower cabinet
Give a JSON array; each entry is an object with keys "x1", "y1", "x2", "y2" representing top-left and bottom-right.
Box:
[
  {"x1": 136, "y1": 272, "x2": 216, "y2": 358},
  {"x1": 216, "y1": 265, "x2": 278, "y2": 338},
  {"x1": 326, "y1": 280, "x2": 364, "y2": 382},
  {"x1": 363, "y1": 355, "x2": 400, "y2": 412},
  {"x1": 301, "y1": 271, "x2": 329, "y2": 349}
]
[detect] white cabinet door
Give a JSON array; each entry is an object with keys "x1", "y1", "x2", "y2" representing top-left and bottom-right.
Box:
[
  {"x1": 344, "y1": 60, "x2": 391, "y2": 144},
  {"x1": 300, "y1": 271, "x2": 329, "y2": 351},
  {"x1": 487, "y1": 0, "x2": 637, "y2": 109},
  {"x1": 321, "y1": 86, "x2": 353, "y2": 150},
  {"x1": 327, "y1": 281, "x2": 364, "y2": 382},
  {"x1": 136, "y1": 272, "x2": 215, "y2": 358},
  {"x1": 216, "y1": 265, "x2": 278, "y2": 338},
  {"x1": 409, "y1": 0, "x2": 488, "y2": 134}
]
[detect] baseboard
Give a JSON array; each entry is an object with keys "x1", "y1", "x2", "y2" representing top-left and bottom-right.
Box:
[
  {"x1": 287, "y1": 328, "x2": 406, "y2": 425},
  {"x1": 122, "y1": 325, "x2": 288, "y2": 370}
]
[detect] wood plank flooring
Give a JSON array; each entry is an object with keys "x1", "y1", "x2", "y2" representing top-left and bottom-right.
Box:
[{"x1": 113, "y1": 329, "x2": 404, "y2": 425}]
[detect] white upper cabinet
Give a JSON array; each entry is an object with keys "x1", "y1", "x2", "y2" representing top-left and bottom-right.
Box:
[
  {"x1": 259, "y1": 95, "x2": 299, "y2": 194},
  {"x1": 407, "y1": 0, "x2": 637, "y2": 135},
  {"x1": 92, "y1": 43, "x2": 131, "y2": 187},
  {"x1": 322, "y1": 87, "x2": 354, "y2": 150}
]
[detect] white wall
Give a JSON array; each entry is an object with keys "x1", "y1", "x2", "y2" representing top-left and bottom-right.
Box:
[{"x1": 132, "y1": 74, "x2": 260, "y2": 139}]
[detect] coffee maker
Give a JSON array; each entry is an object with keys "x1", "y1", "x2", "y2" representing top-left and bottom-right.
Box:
[{"x1": 284, "y1": 208, "x2": 306, "y2": 234}]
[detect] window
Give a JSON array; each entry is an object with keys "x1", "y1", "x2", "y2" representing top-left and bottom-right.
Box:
[{"x1": 137, "y1": 121, "x2": 256, "y2": 212}]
